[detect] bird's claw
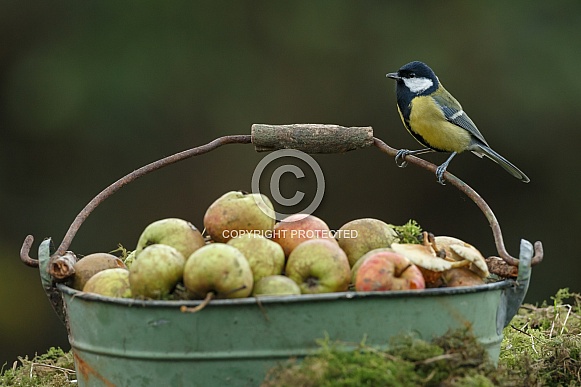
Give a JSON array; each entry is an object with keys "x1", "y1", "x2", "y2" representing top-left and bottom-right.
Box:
[
  {"x1": 396, "y1": 148, "x2": 449, "y2": 185},
  {"x1": 395, "y1": 149, "x2": 411, "y2": 168},
  {"x1": 435, "y1": 164, "x2": 447, "y2": 185}
]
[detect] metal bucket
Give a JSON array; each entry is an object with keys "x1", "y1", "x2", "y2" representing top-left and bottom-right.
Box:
[
  {"x1": 20, "y1": 126, "x2": 542, "y2": 386},
  {"x1": 36, "y1": 239, "x2": 533, "y2": 387}
]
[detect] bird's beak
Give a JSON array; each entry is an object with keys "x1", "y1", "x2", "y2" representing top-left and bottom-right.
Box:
[{"x1": 386, "y1": 72, "x2": 400, "y2": 80}]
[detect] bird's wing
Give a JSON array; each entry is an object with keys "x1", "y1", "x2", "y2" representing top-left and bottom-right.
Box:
[{"x1": 432, "y1": 87, "x2": 489, "y2": 146}]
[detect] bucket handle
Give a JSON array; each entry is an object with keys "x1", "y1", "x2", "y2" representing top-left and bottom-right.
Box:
[{"x1": 20, "y1": 124, "x2": 543, "y2": 271}]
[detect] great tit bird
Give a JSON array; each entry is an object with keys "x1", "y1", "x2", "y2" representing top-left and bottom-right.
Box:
[{"x1": 386, "y1": 61, "x2": 529, "y2": 184}]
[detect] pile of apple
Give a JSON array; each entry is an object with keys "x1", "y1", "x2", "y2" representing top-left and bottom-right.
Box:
[{"x1": 73, "y1": 191, "x2": 491, "y2": 300}]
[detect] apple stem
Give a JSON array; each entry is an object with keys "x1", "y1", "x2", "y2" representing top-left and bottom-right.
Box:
[
  {"x1": 395, "y1": 264, "x2": 413, "y2": 278},
  {"x1": 223, "y1": 284, "x2": 248, "y2": 296},
  {"x1": 180, "y1": 292, "x2": 214, "y2": 313}
]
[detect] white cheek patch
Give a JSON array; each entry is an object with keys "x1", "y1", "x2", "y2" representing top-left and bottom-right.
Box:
[{"x1": 403, "y1": 77, "x2": 433, "y2": 94}]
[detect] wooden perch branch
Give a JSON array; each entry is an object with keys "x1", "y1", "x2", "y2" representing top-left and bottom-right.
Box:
[{"x1": 252, "y1": 124, "x2": 373, "y2": 153}]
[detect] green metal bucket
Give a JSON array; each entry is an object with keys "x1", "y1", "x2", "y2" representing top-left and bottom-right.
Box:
[
  {"x1": 39, "y1": 239, "x2": 532, "y2": 387},
  {"x1": 20, "y1": 127, "x2": 541, "y2": 386}
]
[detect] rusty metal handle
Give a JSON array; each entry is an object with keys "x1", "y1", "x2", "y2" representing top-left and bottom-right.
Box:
[
  {"x1": 20, "y1": 125, "x2": 542, "y2": 268},
  {"x1": 20, "y1": 135, "x2": 252, "y2": 267},
  {"x1": 373, "y1": 137, "x2": 543, "y2": 266}
]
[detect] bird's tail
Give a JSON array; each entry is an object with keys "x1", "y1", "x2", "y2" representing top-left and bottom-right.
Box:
[{"x1": 472, "y1": 144, "x2": 530, "y2": 183}]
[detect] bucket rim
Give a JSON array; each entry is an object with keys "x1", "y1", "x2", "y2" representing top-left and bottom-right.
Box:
[{"x1": 57, "y1": 279, "x2": 515, "y2": 308}]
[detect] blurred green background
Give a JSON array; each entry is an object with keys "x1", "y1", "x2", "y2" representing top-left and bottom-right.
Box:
[{"x1": 1, "y1": 0, "x2": 579, "y2": 367}]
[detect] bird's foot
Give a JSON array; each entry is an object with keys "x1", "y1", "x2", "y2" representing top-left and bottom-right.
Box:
[
  {"x1": 395, "y1": 149, "x2": 412, "y2": 168},
  {"x1": 434, "y1": 152, "x2": 456, "y2": 185},
  {"x1": 435, "y1": 164, "x2": 447, "y2": 185}
]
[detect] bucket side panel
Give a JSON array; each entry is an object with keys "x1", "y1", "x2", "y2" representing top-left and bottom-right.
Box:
[{"x1": 65, "y1": 290, "x2": 502, "y2": 386}]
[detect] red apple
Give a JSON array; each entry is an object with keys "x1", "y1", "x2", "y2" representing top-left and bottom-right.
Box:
[
  {"x1": 271, "y1": 213, "x2": 335, "y2": 257},
  {"x1": 355, "y1": 251, "x2": 425, "y2": 291},
  {"x1": 350, "y1": 248, "x2": 392, "y2": 285}
]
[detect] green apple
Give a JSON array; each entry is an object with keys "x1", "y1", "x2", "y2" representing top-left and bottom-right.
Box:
[
  {"x1": 285, "y1": 239, "x2": 351, "y2": 294},
  {"x1": 203, "y1": 191, "x2": 275, "y2": 243},
  {"x1": 83, "y1": 268, "x2": 131, "y2": 298},
  {"x1": 252, "y1": 275, "x2": 301, "y2": 296},
  {"x1": 129, "y1": 244, "x2": 186, "y2": 299},
  {"x1": 183, "y1": 243, "x2": 253, "y2": 299},
  {"x1": 72, "y1": 253, "x2": 127, "y2": 291},
  {"x1": 336, "y1": 218, "x2": 398, "y2": 267},
  {"x1": 135, "y1": 218, "x2": 205, "y2": 260},
  {"x1": 227, "y1": 233, "x2": 285, "y2": 282},
  {"x1": 271, "y1": 213, "x2": 336, "y2": 257}
]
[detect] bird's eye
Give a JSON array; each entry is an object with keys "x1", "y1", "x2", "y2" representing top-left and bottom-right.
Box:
[{"x1": 408, "y1": 73, "x2": 416, "y2": 78}]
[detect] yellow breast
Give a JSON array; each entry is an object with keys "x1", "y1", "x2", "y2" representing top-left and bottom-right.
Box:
[{"x1": 409, "y1": 96, "x2": 471, "y2": 153}]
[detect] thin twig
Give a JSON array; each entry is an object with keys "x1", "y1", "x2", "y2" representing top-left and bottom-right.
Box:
[
  {"x1": 416, "y1": 353, "x2": 461, "y2": 365},
  {"x1": 549, "y1": 304, "x2": 573, "y2": 338},
  {"x1": 180, "y1": 292, "x2": 214, "y2": 313},
  {"x1": 511, "y1": 324, "x2": 531, "y2": 337},
  {"x1": 512, "y1": 322, "x2": 539, "y2": 355},
  {"x1": 560, "y1": 305, "x2": 572, "y2": 336},
  {"x1": 254, "y1": 296, "x2": 270, "y2": 322},
  {"x1": 29, "y1": 362, "x2": 76, "y2": 379}
]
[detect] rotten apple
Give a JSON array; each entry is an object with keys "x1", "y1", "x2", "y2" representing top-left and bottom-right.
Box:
[{"x1": 355, "y1": 250, "x2": 425, "y2": 291}]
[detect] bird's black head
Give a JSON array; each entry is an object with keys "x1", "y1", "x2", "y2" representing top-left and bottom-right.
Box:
[{"x1": 386, "y1": 61, "x2": 439, "y2": 97}]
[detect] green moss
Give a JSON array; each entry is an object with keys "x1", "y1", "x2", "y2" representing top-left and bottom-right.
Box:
[
  {"x1": 263, "y1": 344, "x2": 421, "y2": 387},
  {"x1": 263, "y1": 330, "x2": 504, "y2": 387},
  {"x1": 498, "y1": 288, "x2": 581, "y2": 386},
  {"x1": 0, "y1": 347, "x2": 74, "y2": 387},
  {"x1": 109, "y1": 243, "x2": 133, "y2": 267},
  {"x1": 393, "y1": 219, "x2": 423, "y2": 244}
]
